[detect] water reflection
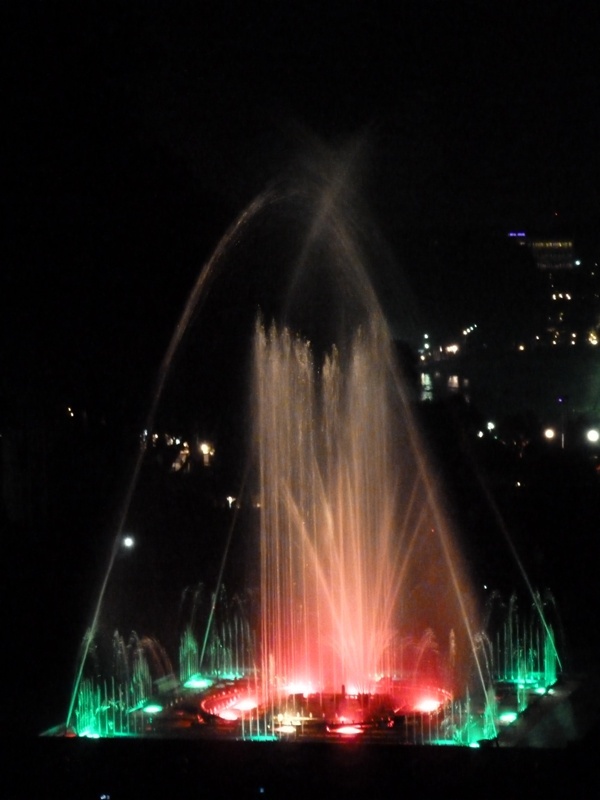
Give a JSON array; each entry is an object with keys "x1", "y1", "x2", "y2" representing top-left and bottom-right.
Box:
[
  {"x1": 420, "y1": 372, "x2": 433, "y2": 402},
  {"x1": 419, "y1": 370, "x2": 471, "y2": 404}
]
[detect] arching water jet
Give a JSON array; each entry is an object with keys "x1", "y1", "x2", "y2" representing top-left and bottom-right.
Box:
[{"x1": 58, "y1": 157, "x2": 565, "y2": 745}]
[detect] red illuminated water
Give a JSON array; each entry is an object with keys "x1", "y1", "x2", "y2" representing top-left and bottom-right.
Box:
[{"x1": 253, "y1": 312, "x2": 479, "y2": 710}]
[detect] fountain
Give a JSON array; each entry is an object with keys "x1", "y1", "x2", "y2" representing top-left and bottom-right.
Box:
[
  {"x1": 53, "y1": 158, "x2": 565, "y2": 748},
  {"x1": 251, "y1": 314, "x2": 477, "y2": 728}
]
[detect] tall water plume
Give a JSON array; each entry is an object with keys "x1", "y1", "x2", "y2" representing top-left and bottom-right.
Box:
[{"x1": 252, "y1": 158, "x2": 480, "y2": 702}]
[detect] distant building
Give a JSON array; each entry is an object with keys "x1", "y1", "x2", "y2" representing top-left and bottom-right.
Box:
[
  {"x1": 508, "y1": 232, "x2": 599, "y2": 347},
  {"x1": 528, "y1": 238, "x2": 576, "y2": 271}
]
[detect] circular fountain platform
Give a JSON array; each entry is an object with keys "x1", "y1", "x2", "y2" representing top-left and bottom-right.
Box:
[{"x1": 193, "y1": 677, "x2": 453, "y2": 741}]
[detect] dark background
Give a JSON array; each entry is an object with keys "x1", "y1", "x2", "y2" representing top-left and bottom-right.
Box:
[
  {"x1": 3, "y1": 0, "x2": 600, "y2": 742},
  {"x1": 5, "y1": 1, "x2": 600, "y2": 403}
]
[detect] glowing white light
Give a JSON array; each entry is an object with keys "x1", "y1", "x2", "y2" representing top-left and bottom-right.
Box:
[
  {"x1": 334, "y1": 725, "x2": 363, "y2": 736},
  {"x1": 415, "y1": 698, "x2": 441, "y2": 713},
  {"x1": 123, "y1": 536, "x2": 134, "y2": 548},
  {"x1": 445, "y1": 344, "x2": 459, "y2": 354},
  {"x1": 477, "y1": 431, "x2": 484, "y2": 438},
  {"x1": 199, "y1": 441, "x2": 215, "y2": 465},
  {"x1": 544, "y1": 428, "x2": 556, "y2": 440},
  {"x1": 345, "y1": 685, "x2": 361, "y2": 696},
  {"x1": 586, "y1": 429, "x2": 599, "y2": 443},
  {"x1": 486, "y1": 421, "x2": 495, "y2": 431}
]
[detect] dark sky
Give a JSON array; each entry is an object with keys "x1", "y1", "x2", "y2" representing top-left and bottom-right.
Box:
[{"x1": 4, "y1": 1, "x2": 600, "y2": 417}]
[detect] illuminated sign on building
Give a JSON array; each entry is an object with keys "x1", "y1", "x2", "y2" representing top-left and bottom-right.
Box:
[{"x1": 529, "y1": 240, "x2": 575, "y2": 270}]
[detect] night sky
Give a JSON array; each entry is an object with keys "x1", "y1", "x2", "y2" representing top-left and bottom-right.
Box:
[
  {"x1": 5, "y1": 1, "x2": 600, "y2": 415},
  {"x1": 4, "y1": 2, "x2": 600, "y2": 741}
]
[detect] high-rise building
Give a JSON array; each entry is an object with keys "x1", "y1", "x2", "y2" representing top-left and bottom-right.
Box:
[
  {"x1": 528, "y1": 238, "x2": 576, "y2": 271},
  {"x1": 507, "y1": 232, "x2": 598, "y2": 347}
]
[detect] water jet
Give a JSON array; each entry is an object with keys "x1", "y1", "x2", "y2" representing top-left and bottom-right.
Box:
[{"x1": 55, "y1": 164, "x2": 568, "y2": 749}]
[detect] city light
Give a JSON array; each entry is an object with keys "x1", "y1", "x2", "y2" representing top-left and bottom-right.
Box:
[
  {"x1": 199, "y1": 441, "x2": 215, "y2": 466},
  {"x1": 544, "y1": 428, "x2": 556, "y2": 440},
  {"x1": 586, "y1": 429, "x2": 599, "y2": 443}
]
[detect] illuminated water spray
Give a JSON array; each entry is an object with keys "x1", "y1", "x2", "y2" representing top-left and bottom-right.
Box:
[
  {"x1": 59, "y1": 151, "x2": 562, "y2": 743},
  {"x1": 245, "y1": 156, "x2": 483, "y2": 709},
  {"x1": 254, "y1": 314, "x2": 479, "y2": 707}
]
